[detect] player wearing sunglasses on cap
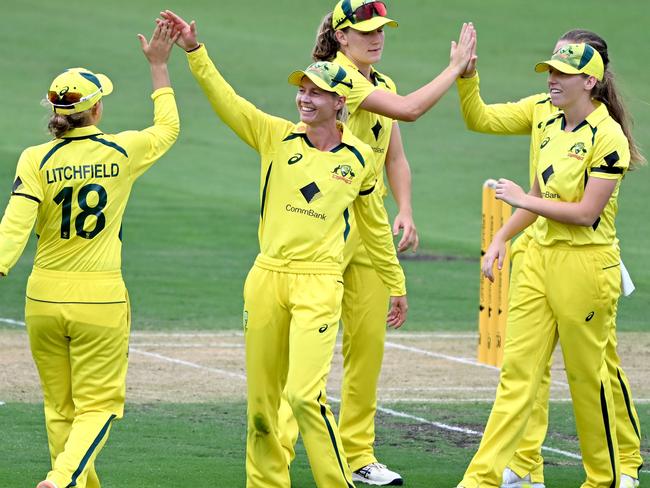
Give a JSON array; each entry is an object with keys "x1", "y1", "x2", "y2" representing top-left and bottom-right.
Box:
[
  {"x1": 0, "y1": 22, "x2": 179, "y2": 488},
  {"x1": 160, "y1": 9, "x2": 408, "y2": 488},
  {"x1": 273, "y1": 2, "x2": 474, "y2": 485}
]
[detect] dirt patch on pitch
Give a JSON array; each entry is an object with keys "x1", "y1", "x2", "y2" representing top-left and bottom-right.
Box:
[{"x1": 2, "y1": 327, "x2": 650, "y2": 406}]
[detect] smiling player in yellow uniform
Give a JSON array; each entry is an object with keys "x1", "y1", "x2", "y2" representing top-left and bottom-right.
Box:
[
  {"x1": 457, "y1": 43, "x2": 643, "y2": 488},
  {"x1": 161, "y1": 10, "x2": 407, "y2": 488},
  {"x1": 0, "y1": 23, "x2": 179, "y2": 488},
  {"x1": 457, "y1": 29, "x2": 644, "y2": 488},
  {"x1": 276, "y1": 2, "x2": 475, "y2": 485}
]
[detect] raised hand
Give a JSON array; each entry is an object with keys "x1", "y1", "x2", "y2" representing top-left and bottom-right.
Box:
[
  {"x1": 160, "y1": 10, "x2": 199, "y2": 51},
  {"x1": 138, "y1": 21, "x2": 179, "y2": 65},
  {"x1": 450, "y1": 22, "x2": 477, "y2": 77},
  {"x1": 387, "y1": 295, "x2": 408, "y2": 328},
  {"x1": 461, "y1": 24, "x2": 478, "y2": 78}
]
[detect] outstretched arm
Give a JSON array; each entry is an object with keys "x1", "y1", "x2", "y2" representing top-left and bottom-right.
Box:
[
  {"x1": 456, "y1": 27, "x2": 538, "y2": 135},
  {"x1": 360, "y1": 23, "x2": 476, "y2": 121},
  {"x1": 137, "y1": 20, "x2": 179, "y2": 91},
  {"x1": 160, "y1": 10, "x2": 291, "y2": 151},
  {"x1": 125, "y1": 21, "x2": 180, "y2": 180}
]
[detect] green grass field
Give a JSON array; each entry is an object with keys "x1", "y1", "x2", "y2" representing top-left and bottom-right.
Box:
[{"x1": 1, "y1": 0, "x2": 649, "y2": 486}]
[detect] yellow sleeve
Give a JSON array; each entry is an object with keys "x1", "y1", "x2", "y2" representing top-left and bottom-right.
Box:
[
  {"x1": 456, "y1": 73, "x2": 542, "y2": 135},
  {"x1": 352, "y1": 167, "x2": 406, "y2": 296},
  {"x1": 186, "y1": 44, "x2": 292, "y2": 151},
  {"x1": 346, "y1": 68, "x2": 378, "y2": 115},
  {"x1": 117, "y1": 87, "x2": 180, "y2": 180},
  {"x1": 0, "y1": 197, "x2": 38, "y2": 275},
  {"x1": 589, "y1": 128, "x2": 630, "y2": 180}
]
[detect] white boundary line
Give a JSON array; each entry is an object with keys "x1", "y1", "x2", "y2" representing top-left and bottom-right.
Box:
[
  {"x1": 385, "y1": 341, "x2": 571, "y2": 388},
  {"x1": 5, "y1": 315, "x2": 650, "y2": 474},
  {"x1": 129, "y1": 348, "x2": 246, "y2": 381}
]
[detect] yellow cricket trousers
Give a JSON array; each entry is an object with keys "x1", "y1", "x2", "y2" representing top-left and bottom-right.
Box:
[
  {"x1": 244, "y1": 255, "x2": 354, "y2": 488},
  {"x1": 277, "y1": 223, "x2": 390, "y2": 472},
  {"x1": 460, "y1": 242, "x2": 621, "y2": 488},
  {"x1": 25, "y1": 267, "x2": 130, "y2": 488},
  {"x1": 506, "y1": 237, "x2": 643, "y2": 483}
]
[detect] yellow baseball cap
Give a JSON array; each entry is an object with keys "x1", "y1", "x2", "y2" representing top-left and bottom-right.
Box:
[
  {"x1": 288, "y1": 61, "x2": 353, "y2": 98},
  {"x1": 47, "y1": 67, "x2": 113, "y2": 115},
  {"x1": 535, "y1": 43, "x2": 604, "y2": 81},
  {"x1": 332, "y1": 0, "x2": 398, "y2": 32}
]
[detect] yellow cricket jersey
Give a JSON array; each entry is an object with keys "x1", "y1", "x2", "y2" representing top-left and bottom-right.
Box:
[
  {"x1": 534, "y1": 102, "x2": 629, "y2": 246},
  {"x1": 457, "y1": 72, "x2": 554, "y2": 187},
  {"x1": 187, "y1": 45, "x2": 405, "y2": 296},
  {"x1": 334, "y1": 51, "x2": 396, "y2": 197},
  {"x1": 0, "y1": 88, "x2": 179, "y2": 276}
]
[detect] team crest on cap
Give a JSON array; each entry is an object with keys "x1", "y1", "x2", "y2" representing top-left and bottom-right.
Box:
[
  {"x1": 568, "y1": 142, "x2": 587, "y2": 160},
  {"x1": 556, "y1": 45, "x2": 575, "y2": 58},
  {"x1": 332, "y1": 164, "x2": 356, "y2": 184}
]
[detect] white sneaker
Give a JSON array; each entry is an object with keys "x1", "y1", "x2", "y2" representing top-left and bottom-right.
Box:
[
  {"x1": 501, "y1": 467, "x2": 545, "y2": 488},
  {"x1": 620, "y1": 474, "x2": 640, "y2": 488},
  {"x1": 352, "y1": 463, "x2": 403, "y2": 486}
]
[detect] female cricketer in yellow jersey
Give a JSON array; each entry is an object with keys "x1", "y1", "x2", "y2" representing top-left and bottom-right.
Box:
[
  {"x1": 277, "y1": 2, "x2": 475, "y2": 485},
  {"x1": 457, "y1": 30, "x2": 644, "y2": 488},
  {"x1": 0, "y1": 24, "x2": 179, "y2": 488},
  {"x1": 457, "y1": 43, "x2": 639, "y2": 488},
  {"x1": 160, "y1": 10, "x2": 407, "y2": 488}
]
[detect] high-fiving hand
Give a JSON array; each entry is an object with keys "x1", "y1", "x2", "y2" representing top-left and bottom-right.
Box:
[{"x1": 159, "y1": 10, "x2": 200, "y2": 52}]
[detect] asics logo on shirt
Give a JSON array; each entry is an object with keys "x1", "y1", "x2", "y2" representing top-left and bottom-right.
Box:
[
  {"x1": 585, "y1": 311, "x2": 595, "y2": 322},
  {"x1": 288, "y1": 153, "x2": 303, "y2": 165},
  {"x1": 318, "y1": 324, "x2": 329, "y2": 333}
]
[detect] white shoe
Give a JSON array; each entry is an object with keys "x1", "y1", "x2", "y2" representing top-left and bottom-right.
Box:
[
  {"x1": 501, "y1": 467, "x2": 545, "y2": 488},
  {"x1": 620, "y1": 474, "x2": 639, "y2": 488},
  {"x1": 352, "y1": 463, "x2": 403, "y2": 486}
]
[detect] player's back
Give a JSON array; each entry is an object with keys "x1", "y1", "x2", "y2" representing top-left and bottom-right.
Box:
[{"x1": 23, "y1": 127, "x2": 139, "y2": 272}]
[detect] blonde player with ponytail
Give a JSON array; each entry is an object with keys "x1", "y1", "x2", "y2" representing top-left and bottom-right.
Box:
[
  {"x1": 278, "y1": 1, "x2": 475, "y2": 485},
  {"x1": 457, "y1": 29, "x2": 644, "y2": 488},
  {"x1": 0, "y1": 23, "x2": 179, "y2": 488},
  {"x1": 457, "y1": 40, "x2": 644, "y2": 488}
]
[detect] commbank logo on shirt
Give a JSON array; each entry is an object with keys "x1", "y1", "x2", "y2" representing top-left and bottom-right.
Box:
[{"x1": 332, "y1": 164, "x2": 355, "y2": 184}]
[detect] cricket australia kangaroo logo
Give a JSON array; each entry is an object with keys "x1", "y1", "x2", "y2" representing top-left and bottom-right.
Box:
[
  {"x1": 332, "y1": 164, "x2": 355, "y2": 184},
  {"x1": 568, "y1": 142, "x2": 587, "y2": 160}
]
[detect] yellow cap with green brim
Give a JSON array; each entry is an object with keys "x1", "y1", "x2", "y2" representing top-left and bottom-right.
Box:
[
  {"x1": 47, "y1": 67, "x2": 113, "y2": 115},
  {"x1": 332, "y1": 0, "x2": 398, "y2": 32},
  {"x1": 288, "y1": 61, "x2": 353, "y2": 98},
  {"x1": 535, "y1": 43, "x2": 604, "y2": 81}
]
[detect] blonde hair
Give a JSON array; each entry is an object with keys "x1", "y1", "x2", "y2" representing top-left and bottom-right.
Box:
[{"x1": 46, "y1": 110, "x2": 93, "y2": 139}]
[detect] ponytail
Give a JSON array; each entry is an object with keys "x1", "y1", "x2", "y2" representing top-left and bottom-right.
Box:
[
  {"x1": 560, "y1": 29, "x2": 646, "y2": 168},
  {"x1": 591, "y1": 72, "x2": 646, "y2": 169},
  {"x1": 47, "y1": 110, "x2": 93, "y2": 139},
  {"x1": 312, "y1": 12, "x2": 340, "y2": 62}
]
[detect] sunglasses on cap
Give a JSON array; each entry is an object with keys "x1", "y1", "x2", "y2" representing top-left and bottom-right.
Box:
[
  {"x1": 47, "y1": 87, "x2": 103, "y2": 109},
  {"x1": 334, "y1": 1, "x2": 388, "y2": 29}
]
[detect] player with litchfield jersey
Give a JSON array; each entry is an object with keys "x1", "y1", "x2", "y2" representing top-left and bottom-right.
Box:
[
  {"x1": 277, "y1": 2, "x2": 475, "y2": 485},
  {"x1": 0, "y1": 23, "x2": 179, "y2": 488},
  {"x1": 457, "y1": 43, "x2": 644, "y2": 488},
  {"x1": 457, "y1": 29, "x2": 644, "y2": 488},
  {"x1": 160, "y1": 10, "x2": 407, "y2": 488}
]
